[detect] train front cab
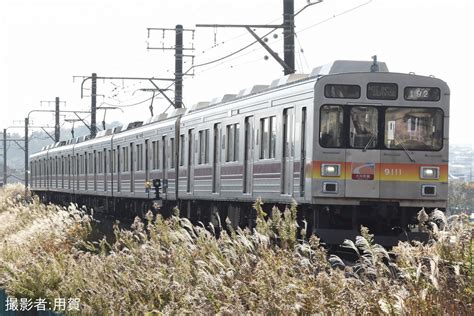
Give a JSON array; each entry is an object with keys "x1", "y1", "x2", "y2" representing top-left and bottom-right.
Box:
[{"x1": 311, "y1": 72, "x2": 449, "y2": 246}]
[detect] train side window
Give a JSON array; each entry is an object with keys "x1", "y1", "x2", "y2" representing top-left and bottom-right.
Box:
[
  {"x1": 270, "y1": 116, "x2": 276, "y2": 158},
  {"x1": 89, "y1": 153, "x2": 93, "y2": 175},
  {"x1": 259, "y1": 116, "x2": 276, "y2": 159},
  {"x1": 152, "y1": 140, "x2": 160, "y2": 170},
  {"x1": 80, "y1": 155, "x2": 84, "y2": 175},
  {"x1": 122, "y1": 146, "x2": 128, "y2": 172},
  {"x1": 226, "y1": 123, "x2": 239, "y2": 162},
  {"x1": 93, "y1": 151, "x2": 97, "y2": 175},
  {"x1": 170, "y1": 138, "x2": 175, "y2": 168},
  {"x1": 113, "y1": 149, "x2": 117, "y2": 173},
  {"x1": 162, "y1": 136, "x2": 167, "y2": 170},
  {"x1": 98, "y1": 151, "x2": 102, "y2": 174},
  {"x1": 199, "y1": 129, "x2": 210, "y2": 164},
  {"x1": 319, "y1": 105, "x2": 344, "y2": 148},
  {"x1": 179, "y1": 134, "x2": 185, "y2": 166},
  {"x1": 104, "y1": 149, "x2": 107, "y2": 175},
  {"x1": 136, "y1": 143, "x2": 143, "y2": 171}
]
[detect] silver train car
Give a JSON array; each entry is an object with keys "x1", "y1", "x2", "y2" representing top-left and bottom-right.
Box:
[{"x1": 30, "y1": 60, "x2": 449, "y2": 244}]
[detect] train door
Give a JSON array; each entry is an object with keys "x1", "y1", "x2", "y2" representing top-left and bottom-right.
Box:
[
  {"x1": 299, "y1": 107, "x2": 307, "y2": 197},
  {"x1": 103, "y1": 149, "x2": 107, "y2": 192},
  {"x1": 93, "y1": 151, "x2": 97, "y2": 191},
  {"x1": 67, "y1": 155, "x2": 71, "y2": 190},
  {"x1": 162, "y1": 136, "x2": 168, "y2": 194},
  {"x1": 130, "y1": 143, "x2": 134, "y2": 193},
  {"x1": 61, "y1": 156, "x2": 65, "y2": 188},
  {"x1": 243, "y1": 116, "x2": 254, "y2": 194},
  {"x1": 344, "y1": 105, "x2": 380, "y2": 198},
  {"x1": 117, "y1": 146, "x2": 121, "y2": 192},
  {"x1": 212, "y1": 123, "x2": 221, "y2": 194},
  {"x1": 76, "y1": 154, "x2": 79, "y2": 190},
  {"x1": 145, "y1": 139, "x2": 149, "y2": 183},
  {"x1": 84, "y1": 154, "x2": 88, "y2": 191},
  {"x1": 281, "y1": 108, "x2": 295, "y2": 195},
  {"x1": 187, "y1": 129, "x2": 194, "y2": 194}
]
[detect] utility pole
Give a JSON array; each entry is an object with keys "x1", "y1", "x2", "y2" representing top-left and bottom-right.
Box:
[
  {"x1": 147, "y1": 26, "x2": 195, "y2": 108},
  {"x1": 283, "y1": 0, "x2": 295, "y2": 75},
  {"x1": 91, "y1": 73, "x2": 97, "y2": 138},
  {"x1": 40, "y1": 98, "x2": 66, "y2": 142},
  {"x1": 175, "y1": 25, "x2": 183, "y2": 108},
  {"x1": 55, "y1": 97, "x2": 60, "y2": 142}
]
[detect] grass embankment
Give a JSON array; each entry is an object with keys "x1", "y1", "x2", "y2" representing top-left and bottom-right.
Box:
[{"x1": 0, "y1": 184, "x2": 472, "y2": 314}]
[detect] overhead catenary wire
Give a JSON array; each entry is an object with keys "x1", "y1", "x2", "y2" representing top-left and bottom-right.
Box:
[{"x1": 85, "y1": 1, "x2": 374, "y2": 111}]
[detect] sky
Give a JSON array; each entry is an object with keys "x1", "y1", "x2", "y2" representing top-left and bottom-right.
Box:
[{"x1": 1, "y1": 0, "x2": 473, "y2": 145}]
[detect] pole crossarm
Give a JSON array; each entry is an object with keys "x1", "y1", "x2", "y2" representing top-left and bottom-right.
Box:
[
  {"x1": 146, "y1": 47, "x2": 195, "y2": 51},
  {"x1": 148, "y1": 27, "x2": 195, "y2": 32},
  {"x1": 196, "y1": 24, "x2": 284, "y2": 28},
  {"x1": 76, "y1": 76, "x2": 175, "y2": 98},
  {"x1": 27, "y1": 109, "x2": 91, "y2": 120}
]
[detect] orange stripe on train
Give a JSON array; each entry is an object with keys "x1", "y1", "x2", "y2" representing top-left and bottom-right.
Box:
[{"x1": 308, "y1": 161, "x2": 448, "y2": 182}]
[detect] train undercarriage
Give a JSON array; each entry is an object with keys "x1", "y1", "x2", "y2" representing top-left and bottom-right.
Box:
[{"x1": 35, "y1": 191, "x2": 435, "y2": 247}]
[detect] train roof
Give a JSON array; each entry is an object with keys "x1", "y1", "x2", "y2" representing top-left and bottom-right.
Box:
[{"x1": 31, "y1": 59, "x2": 395, "y2": 156}]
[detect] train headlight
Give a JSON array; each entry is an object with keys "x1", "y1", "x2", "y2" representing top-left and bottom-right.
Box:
[
  {"x1": 420, "y1": 166, "x2": 439, "y2": 179},
  {"x1": 321, "y1": 163, "x2": 341, "y2": 177}
]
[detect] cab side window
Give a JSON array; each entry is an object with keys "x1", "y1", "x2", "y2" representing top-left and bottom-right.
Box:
[{"x1": 319, "y1": 105, "x2": 344, "y2": 148}]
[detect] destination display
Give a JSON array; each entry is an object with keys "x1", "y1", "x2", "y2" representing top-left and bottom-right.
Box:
[
  {"x1": 367, "y1": 83, "x2": 398, "y2": 100},
  {"x1": 324, "y1": 84, "x2": 360, "y2": 99},
  {"x1": 404, "y1": 87, "x2": 440, "y2": 101}
]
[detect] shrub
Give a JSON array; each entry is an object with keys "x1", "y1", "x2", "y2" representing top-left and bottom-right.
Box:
[{"x1": 0, "y1": 187, "x2": 472, "y2": 314}]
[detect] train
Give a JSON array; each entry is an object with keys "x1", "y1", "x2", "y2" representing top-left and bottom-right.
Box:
[{"x1": 29, "y1": 60, "x2": 450, "y2": 245}]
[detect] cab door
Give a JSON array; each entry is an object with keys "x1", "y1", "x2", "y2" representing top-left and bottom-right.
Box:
[{"x1": 344, "y1": 105, "x2": 380, "y2": 198}]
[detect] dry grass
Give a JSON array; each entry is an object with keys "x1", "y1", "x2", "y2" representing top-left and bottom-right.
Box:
[{"x1": 0, "y1": 185, "x2": 472, "y2": 315}]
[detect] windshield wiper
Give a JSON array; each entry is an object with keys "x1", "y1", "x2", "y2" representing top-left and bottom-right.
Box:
[
  {"x1": 395, "y1": 136, "x2": 416, "y2": 162},
  {"x1": 362, "y1": 134, "x2": 376, "y2": 152}
]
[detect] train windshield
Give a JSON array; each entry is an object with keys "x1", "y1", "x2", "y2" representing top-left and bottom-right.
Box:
[
  {"x1": 320, "y1": 105, "x2": 344, "y2": 147},
  {"x1": 349, "y1": 106, "x2": 378, "y2": 149},
  {"x1": 384, "y1": 107, "x2": 443, "y2": 151}
]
